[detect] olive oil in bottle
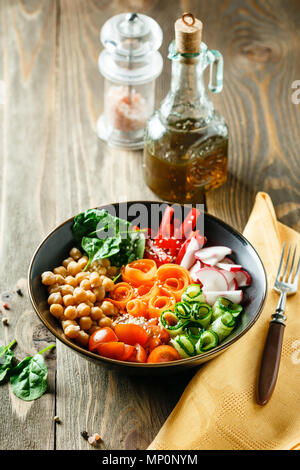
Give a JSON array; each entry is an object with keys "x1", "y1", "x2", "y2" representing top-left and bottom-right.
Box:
[{"x1": 143, "y1": 13, "x2": 228, "y2": 203}]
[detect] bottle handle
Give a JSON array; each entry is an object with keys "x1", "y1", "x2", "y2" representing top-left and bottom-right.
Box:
[{"x1": 207, "y1": 49, "x2": 224, "y2": 94}]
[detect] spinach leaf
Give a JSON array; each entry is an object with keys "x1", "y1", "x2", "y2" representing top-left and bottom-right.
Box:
[
  {"x1": 81, "y1": 233, "x2": 122, "y2": 266},
  {"x1": 72, "y1": 209, "x2": 145, "y2": 267},
  {"x1": 0, "y1": 339, "x2": 16, "y2": 383},
  {"x1": 10, "y1": 344, "x2": 55, "y2": 401},
  {"x1": 72, "y1": 209, "x2": 129, "y2": 243}
]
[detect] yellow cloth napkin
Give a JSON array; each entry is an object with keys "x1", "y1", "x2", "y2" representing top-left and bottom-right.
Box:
[{"x1": 149, "y1": 192, "x2": 300, "y2": 451}]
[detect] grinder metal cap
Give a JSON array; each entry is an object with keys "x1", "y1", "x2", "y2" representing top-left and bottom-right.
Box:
[{"x1": 175, "y1": 12, "x2": 203, "y2": 54}]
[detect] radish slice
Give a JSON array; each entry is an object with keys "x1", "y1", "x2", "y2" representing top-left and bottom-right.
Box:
[
  {"x1": 195, "y1": 268, "x2": 228, "y2": 292},
  {"x1": 180, "y1": 237, "x2": 202, "y2": 270},
  {"x1": 189, "y1": 261, "x2": 202, "y2": 282},
  {"x1": 199, "y1": 256, "x2": 219, "y2": 267},
  {"x1": 234, "y1": 269, "x2": 252, "y2": 287},
  {"x1": 228, "y1": 278, "x2": 238, "y2": 290},
  {"x1": 195, "y1": 246, "x2": 232, "y2": 263},
  {"x1": 219, "y1": 270, "x2": 236, "y2": 285},
  {"x1": 217, "y1": 262, "x2": 242, "y2": 272},
  {"x1": 219, "y1": 257, "x2": 235, "y2": 264},
  {"x1": 203, "y1": 290, "x2": 243, "y2": 306}
]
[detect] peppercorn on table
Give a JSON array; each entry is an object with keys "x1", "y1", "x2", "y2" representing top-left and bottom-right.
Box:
[{"x1": 1, "y1": 0, "x2": 300, "y2": 450}]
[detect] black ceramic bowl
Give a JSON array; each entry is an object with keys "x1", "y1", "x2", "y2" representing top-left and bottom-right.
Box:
[{"x1": 28, "y1": 202, "x2": 267, "y2": 375}]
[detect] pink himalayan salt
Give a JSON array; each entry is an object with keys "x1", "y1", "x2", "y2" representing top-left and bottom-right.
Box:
[
  {"x1": 106, "y1": 86, "x2": 147, "y2": 132},
  {"x1": 88, "y1": 433, "x2": 102, "y2": 446}
]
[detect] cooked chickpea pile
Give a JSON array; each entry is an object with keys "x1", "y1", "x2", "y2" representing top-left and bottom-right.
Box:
[{"x1": 41, "y1": 247, "x2": 119, "y2": 347}]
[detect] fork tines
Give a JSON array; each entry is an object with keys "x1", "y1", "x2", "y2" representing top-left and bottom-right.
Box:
[{"x1": 276, "y1": 243, "x2": 300, "y2": 287}]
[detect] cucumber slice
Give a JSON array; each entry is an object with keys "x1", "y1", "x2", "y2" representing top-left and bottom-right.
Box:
[
  {"x1": 160, "y1": 310, "x2": 189, "y2": 337},
  {"x1": 174, "y1": 302, "x2": 192, "y2": 320},
  {"x1": 181, "y1": 284, "x2": 205, "y2": 304},
  {"x1": 210, "y1": 313, "x2": 235, "y2": 342},
  {"x1": 212, "y1": 297, "x2": 243, "y2": 321},
  {"x1": 190, "y1": 303, "x2": 212, "y2": 329},
  {"x1": 185, "y1": 324, "x2": 203, "y2": 343},
  {"x1": 170, "y1": 335, "x2": 196, "y2": 358},
  {"x1": 195, "y1": 330, "x2": 219, "y2": 353}
]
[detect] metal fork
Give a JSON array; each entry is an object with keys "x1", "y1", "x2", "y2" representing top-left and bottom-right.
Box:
[{"x1": 257, "y1": 243, "x2": 300, "y2": 405}]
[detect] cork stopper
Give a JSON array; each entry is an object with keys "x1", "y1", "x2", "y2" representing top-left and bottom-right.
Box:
[{"x1": 175, "y1": 13, "x2": 202, "y2": 54}]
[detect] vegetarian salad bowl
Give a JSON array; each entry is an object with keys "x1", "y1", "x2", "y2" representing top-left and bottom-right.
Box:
[{"x1": 28, "y1": 201, "x2": 267, "y2": 375}]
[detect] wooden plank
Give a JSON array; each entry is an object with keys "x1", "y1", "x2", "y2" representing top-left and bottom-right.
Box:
[
  {"x1": 54, "y1": 0, "x2": 193, "y2": 450},
  {"x1": 202, "y1": 0, "x2": 300, "y2": 231},
  {"x1": 0, "y1": 0, "x2": 58, "y2": 450}
]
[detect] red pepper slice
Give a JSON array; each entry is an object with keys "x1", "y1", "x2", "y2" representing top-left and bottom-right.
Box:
[
  {"x1": 157, "y1": 206, "x2": 174, "y2": 238},
  {"x1": 144, "y1": 239, "x2": 174, "y2": 267},
  {"x1": 175, "y1": 208, "x2": 201, "y2": 240}
]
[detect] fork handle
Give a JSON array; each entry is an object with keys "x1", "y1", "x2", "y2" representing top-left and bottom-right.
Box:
[{"x1": 257, "y1": 320, "x2": 285, "y2": 406}]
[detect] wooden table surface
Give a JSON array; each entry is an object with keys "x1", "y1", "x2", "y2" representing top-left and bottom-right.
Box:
[{"x1": 1, "y1": 0, "x2": 300, "y2": 450}]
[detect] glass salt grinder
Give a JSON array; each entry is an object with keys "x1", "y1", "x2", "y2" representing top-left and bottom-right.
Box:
[
  {"x1": 97, "y1": 13, "x2": 163, "y2": 150},
  {"x1": 143, "y1": 13, "x2": 228, "y2": 203}
]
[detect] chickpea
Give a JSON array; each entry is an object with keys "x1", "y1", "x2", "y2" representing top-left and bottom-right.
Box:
[
  {"x1": 98, "y1": 267, "x2": 107, "y2": 275},
  {"x1": 69, "y1": 247, "x2": 82, "y2": 261},
  {"x1": 86, "y1": 290, "x2": 96, "y2": 304},
  {"x1": 64, "y1": 305, "x2": 77, "y2": 320},
  {"x1": 90, "y1": 272, "x2": 101, "y2": 288},
  {"x1": 67, "y1": 261, "x2": 81, "y2": 277},
  {"x1": 73, "y1": 287, "x2": 88, "y2": 304},
  {"x1": 107, "y1": 266, "x2": 118, "y2": 277},
  {"x1": 75, "y1": 272, "x2": 89, "y2": 283},
  {"x1": 65, "y1": 276, "x2": 78, "y2": 288},
  {"x1": 63, "y1": 294, "x2": 75, "y2": 307},
  {"x1": 78, "y1": 256, "x2": 88, "y2": 270},
  {"x1": 62, "y1": 319, "x2": 77, "y2": 330},
  {"x1": 50, "y1": 303, "x2": 64, "y2": 319},
  {"x1": 89, "y1": 325, "x2": 101, "y2": 335},
  {"x1": 76, "y1": 330, "x2": 89, "y2": 347},
  {"x1": 48, "y1": 292, "x2": 63, "y2": 305},
  {"x1": 55, "y1": 274, "x2": 65, "y2": 285},
  {"x1": 53, "y1": 266, "x2": 67, "y2": 277},
  {"x1": 98, "y1": 316, "x2": 113, "y2": 328},
  {"x1": 64, "y1": 324, "x2": 80, "y2": 339},
  {"x1": 100, "y1": 301, "x2": 115, "y2": 317},
  {"x1": 80, "y1": 279, "x2": 91, "y2": 290},
  {"x1": 86, "y1": 300, "x2": 94, "y2": 308},
  {"x1": 76, "y1": 303, "x2": 91, "y2": 318},
  {"x1": 62, "y1": 257, "x2": 73, "y2": 268},
  {"x1": 48, "y1": 284, "x2": 61, "y2": 294},
  {"x1": 60, "y1": 284, "x2": 74, "y2": 296},
  {"x1": 102, "y1": 277, "x2": 115, "y2": 292},
  {"x1": 79, "y1": 316, "x2": 92, "y2": 331},
  {"x1": 90, "y1": 306, "x2": 104, "y2": 321},
  {"x1": 93, "y1": 286, "x2": 105, "y2": 302},
  {"x1": 101, "y1": 258, "x2": 111, "y2": 268},
  {"x1": 41, "y1": 271, "x2": 57, "y2": 286}
]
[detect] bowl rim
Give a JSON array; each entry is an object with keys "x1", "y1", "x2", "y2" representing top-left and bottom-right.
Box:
[{"x1": 28, "y1": 201, "x2": 268, "y2": 369}]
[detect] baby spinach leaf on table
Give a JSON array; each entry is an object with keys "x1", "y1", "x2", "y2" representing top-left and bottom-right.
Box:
[
  {"x1": 10, "y1": 344, "x2": 55, "y2": 401},
  {"x1": 0, "y1": 339, "x2": 16, "y2": 383}
]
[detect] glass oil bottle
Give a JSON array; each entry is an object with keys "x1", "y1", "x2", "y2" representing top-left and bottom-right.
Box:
[{"x1": 143, "y1": 13, "x2": 228, "y2": 202}]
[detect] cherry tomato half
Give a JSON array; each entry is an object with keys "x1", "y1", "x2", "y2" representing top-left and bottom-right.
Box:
[
  {"x1": 128, "y1": 344, "x2": 147, "y2": 363},
  {"x1": 89, "y1": 327, "x2": 118, "y2": 352},
  {"x1": 97, "y1": 342, "x2": 125, "y2": 360},
  {"x1": 120, "y1": 344, "x2": 135, "y2": 361},
  {"x1": 114, "y1": 323, "x2": 148, "y2": 347},
  {"x1": 147, "y1": 345, "x2": 181, "y2": 363}
]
